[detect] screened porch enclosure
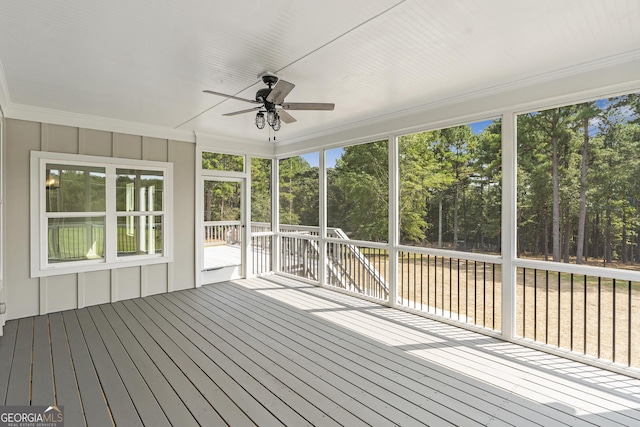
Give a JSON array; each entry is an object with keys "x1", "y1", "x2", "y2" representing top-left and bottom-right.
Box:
[{"x1": 242, "y1": 92, "x2": 640, "y2": 379}]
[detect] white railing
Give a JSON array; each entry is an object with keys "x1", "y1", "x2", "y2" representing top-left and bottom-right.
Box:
[{"x1": 204, "y1": 221, "x2": 241, "y2": 245}]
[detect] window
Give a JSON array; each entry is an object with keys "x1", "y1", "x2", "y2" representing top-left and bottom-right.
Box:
[
  {"x1": 202, "y1": 152, "x2": 244, "y2": 172},
  {"x1": 31, "y1": 152, "x2": 172, "y2": 277}
]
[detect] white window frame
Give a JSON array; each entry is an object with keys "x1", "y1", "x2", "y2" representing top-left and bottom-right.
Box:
[{"x1": 30, "y1": 151, "x2": 173, "y2": 277}]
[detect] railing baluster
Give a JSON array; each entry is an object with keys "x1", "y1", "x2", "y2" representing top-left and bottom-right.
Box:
[
  {"x1": 546, "y1": 270, "x2": 549, "y2": 344},
  {"x1": 629, "y1": 280, "x2": 632, "y2": 367},
  {"x1": 413, "y1": 252, "x2": 417, "y2": 309},
  {"x1": 492, "y1": 263, "x2": 496, "y2": 331},
  {"x1": 427, "y1": 255, "x2": 431, "y2": 312},
  {"x1": 598, "y1": 276, "x2": 602, "y2": 359},
  {"x1": 534, "y1": 268, "x2": 537, "y2": 342},
  {"x1": 475, "y1": 261, "x2": 478, "y2": 326},
  {"x1": 465, "y1": 260, "x2": 469, "y2": 324},
  {"x1": 584, "y1": 275, "x2": 587, "y2": 355},
  {"x1": 483, "y1": 262, "x2": 486, "y2": 328},
  {"x1": 557, "y1": 272, "x2": 561, "y2": 347},
  {"x1": 457, "y1": 258, "x2": 460, "y2": 321},
  {"x1": 613, "y1": 278, "x2": 617, "y2": 363},
  {"x1": 420, "y1": 254, "x2": 423, "y2": 311},
  {"x1": 570, "y1": 273, "x2": 574, "y2": 352},
  {"x1": 522, "y1": 268, "x2": 526, "y2": 337}
]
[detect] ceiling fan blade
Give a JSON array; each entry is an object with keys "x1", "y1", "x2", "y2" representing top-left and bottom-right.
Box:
[
  {"x1": 223, "y1": 107, "x2": 261, "y2": 116},
  {"x1": 278, "y1": 109, "x2": 297, "y2": 124},
  {"x1": 203, "y1": 90, "x2": 259, "y2": 104},
  {"x1": 266, "y1": 80, "x2": 295, "y2": 104},
  {"x1": 282, "y1": 102, "x2": 335, "y2": 111}
]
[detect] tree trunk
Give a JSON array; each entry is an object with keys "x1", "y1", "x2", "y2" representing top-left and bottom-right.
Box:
[
  {"x1": 453, "y1": 183, "x2": 459, "y2": 249},
  {"x1": 205, "y1": 187, "x2": 212, "y2": 222},
  {"x1": 605, "y1": 207, "x2": 612, "y2": 264},
  {"x1": 563, "y1": 213, "x2": 571, "y2": 263},
  {"x1": 544, "y1": 216, "x2": 549, "y2": 261},
  {"x1": 576, "y1": 117, "x2": 589, "y2": 264},
  {"x1": 622, "y1": 212, "x2": 627, "y2": 263}
]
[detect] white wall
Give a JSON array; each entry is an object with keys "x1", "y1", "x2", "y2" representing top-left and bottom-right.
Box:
[{"x1": 3, "y1": 119, "x2": 195, "y2": 319}]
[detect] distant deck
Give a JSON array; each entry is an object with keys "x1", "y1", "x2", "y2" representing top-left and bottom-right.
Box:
[{"x1": 1, "y1": 275, "x2": 639, "y2": 426}]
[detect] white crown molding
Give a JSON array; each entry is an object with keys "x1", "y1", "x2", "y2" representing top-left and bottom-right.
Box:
[
  {"x1": 275, "y1": 49, "x2": 640, "y2": 151},
  {"x1": 194, "y1": 131, "x2": 274, "y2": 157},
  {"x1": 3, "y1": 103, "x2": 196, "y2": 143}
]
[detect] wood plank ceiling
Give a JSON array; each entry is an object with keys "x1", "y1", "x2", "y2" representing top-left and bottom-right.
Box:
[{"x1": 0, "y1": 0, "x2": 639, "y2": 145}]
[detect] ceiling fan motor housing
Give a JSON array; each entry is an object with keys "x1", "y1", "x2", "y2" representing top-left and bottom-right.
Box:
[{"x1": 255, "y1": 87, "x2": 275, "y2": 111}]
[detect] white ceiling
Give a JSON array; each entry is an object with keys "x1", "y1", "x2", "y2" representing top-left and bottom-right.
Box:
[{"x1": 1, "y1": 0, "x2": 639, "y2": 146}]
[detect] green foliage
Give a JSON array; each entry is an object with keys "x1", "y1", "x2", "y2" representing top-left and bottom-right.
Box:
[
  {"x1": 329, "y1": 140, "x2": 389, "y2": 242},
  {"x1": 278, "y1": 156, "x2": 319, "y2": 226},
  {"x1": 251, "y1": 158, "x2": 271, "y2": 223},
  {"x1": 202, "y1": 152, "x2": 244, "y2": 172}
]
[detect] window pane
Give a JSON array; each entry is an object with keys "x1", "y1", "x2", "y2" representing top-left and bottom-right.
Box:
[
  {"x1": 117, "y1": 215, "x2": 163, "y2": 257},
  {"x1": 116, "y1": 169, "x2": 164, "y2": 212},
  {"x1": 204, "y1": 181, "x2": 241, "y2": 222},
  {"x1": 326, "y1": 140, "x2": 389, "y2": 243},
  {"x1": 48, "y1": 217, "x2": 105, "y2": 263},
  {"x1": 279, "y1": 153, "x2": 319, "y2": 231},
  {"x1": 517, "y1": 93, "x2": 640, "y2": 269},
  {"x1": 202, "y1": 152, "x2": 244, "y2": 172},
  {"x1": 251, "y1": 157, "x2": 271, "y2": 231},
  {"x1": 398, "y1": 119, "x2": 502, "y2": 253},
  {"x1": 46, "y1": 164, "x2": 105, "y2": 212}
]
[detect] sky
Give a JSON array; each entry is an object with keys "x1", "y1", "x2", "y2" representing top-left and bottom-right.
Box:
[{"x1": 300, "y1": 119, "x2": 495, "y2": 168}]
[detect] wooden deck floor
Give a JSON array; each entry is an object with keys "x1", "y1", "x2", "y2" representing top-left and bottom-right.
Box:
[{"x1": 1, "y1": 275, "x2": 640, "y2": 426}]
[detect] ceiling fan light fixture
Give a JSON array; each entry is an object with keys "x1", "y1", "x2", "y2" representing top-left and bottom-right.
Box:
[
  {"x1": 272, "y1": 114, "x2": 281, "y2": 131},
  {"x1": 255, "y1": 112, "x2": 265, "y2": 129},
  {"x1": 266, "y1": 110, "x2": 277, "y2": 127}
]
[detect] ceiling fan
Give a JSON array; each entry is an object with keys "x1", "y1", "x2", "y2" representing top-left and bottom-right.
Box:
[{"x1": 204, "y1": 72, "x2": 335, "y2": 131}]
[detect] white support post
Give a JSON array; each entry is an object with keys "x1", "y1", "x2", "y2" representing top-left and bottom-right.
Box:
[
  {"x1": 501, "y1": 112, "x2": 517, "y2": 340},
  {"x1": 244, "y1": 156, "x2": 251, "y2": 279},
  {"x1": 318, "y1": 150, "x2": 327, "y2": 286},
  {"x1": 272, "y1": 158, "x2": 280, "y2": 274},
  {"x1": 388, "y1": 134, "x2": 399, "y2": 308}
]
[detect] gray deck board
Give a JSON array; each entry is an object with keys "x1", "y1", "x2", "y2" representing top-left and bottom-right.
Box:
[
  {"x1": 31, "y1": 315, "x2": 55, "y2": 405},
  {"x1": 149, "y1": 293, "x2": 372, "y2": 427},
  {"x1": 197, "y1": 283, "x2": 485, "y2": 426},
  {"x1": 5, "y1": 318, "x2": 33, "y2": 405},
  {"x1": 1, "y1": 275, "x2": 639, "y2": 426},
  {"x1": 153, "y1": 293, "x2": 352, "y2": 427},
  {"x1": 230, "y1": 278, "x2": 593, "y2": 426},
  {"x1": 75, "y1": 308, "x2": 143, "y2": 427},
  {"x1": 86, "y1": 306, "x2": 171, "y2": 427},
  {"x1": 49, "y1": 312, "x2": 86, "y2": 427},
  {"x1": 105, "y1": 302, "x2": 224, "y2": 426},
  {"x1": 128, "y1": 297, "x2": 288, "y2": 427},
  {"x1": 0, "y1": 320, "x2": 17, "y2": 405},
  {"x1": 97, "y1": 304, "x2": 199, "y2": 427},
  {"x1": 172, "y1": 290, "x2": 447, "y2": 426},
  {"x1": 62, "y1": 310, "x2": 114, "y2": 427},
  {"x1": 119, "y1": 299, "x2": 258, "y2": 427}
]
